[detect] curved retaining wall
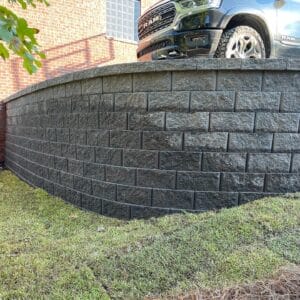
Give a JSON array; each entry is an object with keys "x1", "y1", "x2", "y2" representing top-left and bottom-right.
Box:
[
  {"x1": 0, "y1": 103, "x2": 5, "y2": 168},
  {"x1": 4, "y1": 58, "x2": 300, "y2": 219}
]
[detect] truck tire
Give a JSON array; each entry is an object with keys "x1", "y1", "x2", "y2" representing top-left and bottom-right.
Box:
[{"x1": 215, "y1": 26, "x2": 266, "y2": 58}]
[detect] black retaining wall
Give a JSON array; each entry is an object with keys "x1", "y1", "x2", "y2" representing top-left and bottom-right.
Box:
[
  {"x1": 0, "y1": 102, "x2": 5, "y2": 168},
  {"x1": 3, "y1": 58, "x2": 300, "y2": 218}
]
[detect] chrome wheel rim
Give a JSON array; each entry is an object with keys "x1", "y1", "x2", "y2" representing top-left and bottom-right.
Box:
[{"x1": 226, "y1": 34, "x2": 263, "y2": 58}]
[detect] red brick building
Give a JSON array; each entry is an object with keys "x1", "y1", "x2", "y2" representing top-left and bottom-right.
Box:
[{"x1": 0, "y1": 0, "x2": 157, "y2": 100}]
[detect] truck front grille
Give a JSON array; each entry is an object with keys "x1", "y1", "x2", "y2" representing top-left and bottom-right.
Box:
[{"x1": 138, "y1": 2, "x2": 176, "y2": 40}]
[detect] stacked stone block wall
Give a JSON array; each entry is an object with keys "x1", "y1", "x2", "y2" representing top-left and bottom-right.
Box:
[
  {"x1": 4, "y1": 59, "x2": 300, "y2": 218},
  {"x1": 0, "y1": 103, "x2": 5, "y2": 167}
]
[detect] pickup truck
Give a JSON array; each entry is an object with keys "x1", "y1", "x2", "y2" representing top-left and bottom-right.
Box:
[{"x1": 137, "y1": 0, "x2": 300, "y2": 60}]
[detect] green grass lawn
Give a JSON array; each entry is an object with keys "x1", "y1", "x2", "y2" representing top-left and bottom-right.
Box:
[{"x1": 0, "y1": 170, "x2": 299, "y2": 299}]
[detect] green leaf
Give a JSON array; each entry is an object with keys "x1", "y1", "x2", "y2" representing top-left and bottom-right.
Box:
[
  {"x1": 0, "y1": 26, "x2": 14, "y2": 42},
  {"x1": 0, "y1": 42, "x2": 10, "y2": 59},
  {"x1": 0, "y1": 1, "x2": 48, "y2": 74},
  {"x1": 38, "y1": 51, "x2": 46, "y2": 59},
  {"x1": 35, "y1": 59, "x2": 42, "y2": 67}
]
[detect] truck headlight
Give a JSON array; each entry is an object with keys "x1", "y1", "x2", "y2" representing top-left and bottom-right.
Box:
[{"x1": 177, "y1": 0, "x2": 222, "y2": 9}]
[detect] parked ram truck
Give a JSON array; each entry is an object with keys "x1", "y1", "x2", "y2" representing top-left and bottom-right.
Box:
[{"x1": 137, "y1": 0, "x2": 300, "y2": 60}]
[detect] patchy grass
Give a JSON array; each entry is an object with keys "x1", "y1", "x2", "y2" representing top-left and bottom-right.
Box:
[{"x1": 0, "y1": 170, "x2": 299, "y2": 299}]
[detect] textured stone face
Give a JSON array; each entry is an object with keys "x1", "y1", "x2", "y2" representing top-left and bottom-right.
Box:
[
  {"x1": 229, "y1": 133, "x2": 273, "y2": 152},
  {"x1": 143, "y1": 131, "x2": 183, "y2": 151},
  {"x1": 148, "y1": 92, "x2": 189, "y2": 112},
  {"x1": 166, "y1": 112, "x2": 209, "y2": 131},
  {"x1": 160, "y1": 151, "x2": 201, "y2": 171},
  {"x1": 4, "y1": 59, "x2": 300, "y2": 219},
  {"x1": 210, "y1": 112, "x2": 255, "y2": 132},
  {"x1": 191, "y1": 91, "x2": 235, "y2": 112},
  {"x1": 247, "y1": 154, "x2": 291, "y2": 173},
  {"x1": 202, "y1": 153, "x2": 246, "y2": 172},
  {"x1": 133, "y1": 72, "x2": 171, "y2": 92},
  {"x1": 255, "y1": 113, "x2": 300, "y2": 133},
  {"x1": 281, "y1": 92, "x2": 300, "y2": 112},
  {"x1": 217, "y1": 71, "x2": 262, "y2": 91},
  {"x1": 185, "y1": 132, "x2": 228, "y2": 151},
  {"x1": 236, "y1": 92, "x2": 281, "y2": 112},
  {"x1": 172, "y1": 71, "x2": 216, "y2": 91}
]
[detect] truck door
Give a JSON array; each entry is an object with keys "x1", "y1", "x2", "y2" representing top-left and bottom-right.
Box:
[{"x1": 275, "y1": 0, "x2": 300, "y2": 57}]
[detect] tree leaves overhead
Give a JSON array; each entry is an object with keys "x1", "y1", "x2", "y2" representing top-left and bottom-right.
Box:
[
  {"x1": 0, "y1": 0, "x2": 49, "y2": 74},
  {"x1": 8, "y1": 0, "x2": 49, "y2": 9}
]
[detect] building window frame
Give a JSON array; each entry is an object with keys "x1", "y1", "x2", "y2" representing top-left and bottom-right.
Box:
[{"x1": 106, "y1": 0, "x2": 141, "y2": 43}]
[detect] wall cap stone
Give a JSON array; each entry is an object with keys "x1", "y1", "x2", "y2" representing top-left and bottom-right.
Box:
[{"x1": 2, "y1": 58, "x2": 299, "y2": 103}]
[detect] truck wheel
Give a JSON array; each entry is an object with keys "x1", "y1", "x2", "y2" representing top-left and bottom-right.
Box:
[{"x1": 215, "y1": 26, "x2": 266, "y2": 58}]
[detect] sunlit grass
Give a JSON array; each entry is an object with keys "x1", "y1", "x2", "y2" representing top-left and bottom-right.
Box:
[{"x1": 0, "y1": 170, "x2": 299, "y2": 299}]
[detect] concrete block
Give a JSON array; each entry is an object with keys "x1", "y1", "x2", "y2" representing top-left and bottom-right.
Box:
[
  {"x1": 292, "y1": 154, "x2": 300, "y2": 173},
  {"x1": 185, "y1": 132, "x2": 228, "y2": 151},
  {"x1": 218, "y1": 71, "x2": 262, "y2": 91},
  {"x1": 148, "y1": 91, "x2": 189, "y2": 112},
  {"x1": 68, "y1": 159, "x2": 84, "y2": 176},
  {"x1": 248, "y1": 153, "x2": 291, "y2": 173},
  {"x1": 273, "y1": 133, "x2": 300, "y2": 152},
  {"x1": 103, "y1": 74, "x2": 132, "y2": 93},
  {"x1": 191, "y1": 91, "x2": 235, "y2": 112},
  {"x1": 81, "y1": 77, "x2": 102, "y2": 95},
  {"x1": 99, "y1": 112, "x2": 127, "y2": 130},
  {"x1": 133, "y1": 72, "x2": 171, "y2": 92},
  {"x1": 166, "y1": 112, "x2": 209, "y2": 131},
  {"x1": 152, "y1": 189, "x2": 194, "y2": 209},
  {"x1": 255, "y1": 113, "x2": 299, "y2": 133},
  {"x1": 95, "y1": 147, "x2": 122, "y2": 165},
  {"x1": 221, "y1": 173, "x2": 265, "y2": 192},
  {"x1": 81, "y1": 194, "x2": 102, "y2": 214},
  {"x1": 210, "y1": 112, "x2": 255, "y2": 132},
  {"x1": 263, "y1": 71, "x2": 300, "y2": 91},
  {"x1": 73, "y1": 175, "x2": 92, "y2": 194},
  {"x1": 123, "y1": 149, "x2": 158, "y2": 169},
  {"x1": 265, "y1": 173, "x2": 300, "y2": 193},
  {"x1": 202, "y1": 152, "x2": 246, "y2": 172},
  {"x1": 128, "y1": 112, "x2": 165, "y2": 131},
  {"x1": 115, "y1": 93, "x2": 147, "y2": 112},
  {"x1": 83, "y1": 162, "x2": 105, "y2": 180},
  {"x1": 143, "y1": 131, "x2": 183, "y2": 151},
  {"x1": 236, "y1": 92, "x2": 280, "y2": 112},
  {"x1": 92, "y1": 180, "x2": 116, "y2": 200},
  {"x1": 117, "y1": 185, "x2": 152, "y2": 206},
  {"x1": 102, "y1": 200, "x2": 130, "y2": 219},
  {"x1": 160, "y1": 151, "x2": 201, "y2": 171},
  {"x1": 195, "y1": 192, "x2": 239, "y2": 210},
  {"x1": 229, "y1": 133, "x2": 273, "y2": 152},
  {"x1": 137, "y1": 169, "x2": 176, "y2": 189},
  {"x1": 87, "y1": 130, "x2": 109, "y2": 147},
  {"x1": 78, "y1": 113, "x2": 99, "y2": 129},
  {"x1": 280, "y1": 92, "x2": 300, "y2": 112},
  {"x1": 110, "y1": 130, "x2": 141, "y2": 149},
  {"x1": 70, "y1": 129, "x2": 86, "y2": 145},
  {"x1": 76, "y1": 145, "x2": 95, "y2": 162},
  {"x1": 177, "y1": 171, "x2": 220, "y2": 191},
  {"x1": 71, "y1": 95, "x2": 89, "y2": 113},
  {"x1": 172, "y1": 71, "x2": 216, "y2": 90},
  {"x1": 106, "y1": 166, "x2": 136, "y2": 185}
]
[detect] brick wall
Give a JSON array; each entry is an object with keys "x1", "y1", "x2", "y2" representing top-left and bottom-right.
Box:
[
  {"x1": 0, "y1": 0, "x2": 158, "y2": 100},
  {"x1": 141, "y1": 0, "x2": 158, "y2": 12},
  {"x1": 4, "y1": 59, "x2": 300, "y2": 219}
]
